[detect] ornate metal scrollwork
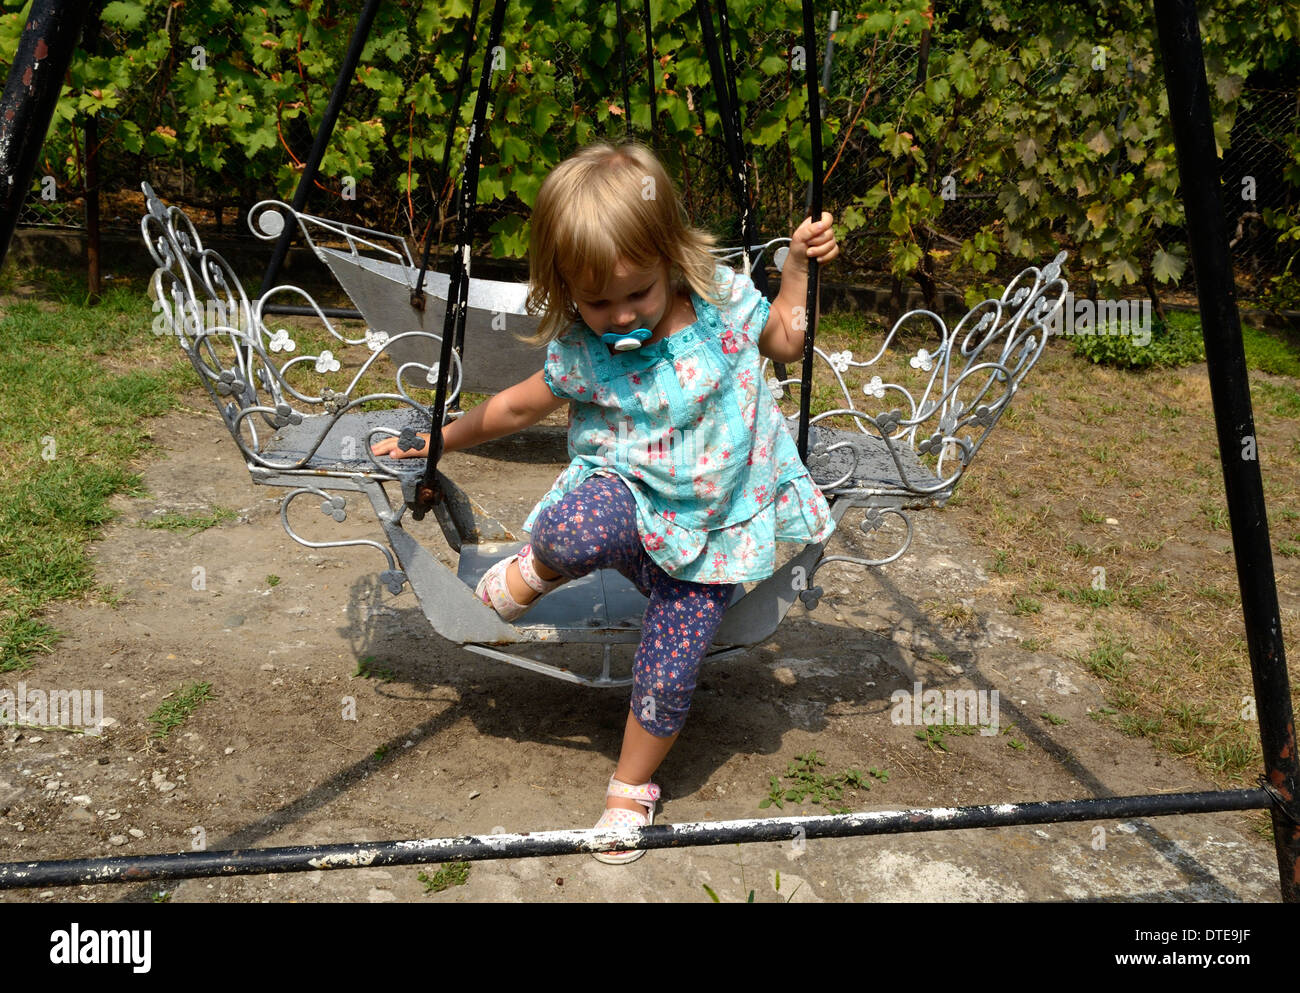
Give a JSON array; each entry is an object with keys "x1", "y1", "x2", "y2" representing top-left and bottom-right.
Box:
[{"x1": 280, "y1": 486, "x2": 407, "y2": 595}]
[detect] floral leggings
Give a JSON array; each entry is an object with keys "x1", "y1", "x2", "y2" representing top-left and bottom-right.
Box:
[{"x1": 528, "y1": 473, "x2": 736, "y2": 738}]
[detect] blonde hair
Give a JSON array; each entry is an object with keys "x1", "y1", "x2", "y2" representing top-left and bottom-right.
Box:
[{"x1": 521, "y1": 141, "x2": 729, "y2": 345}]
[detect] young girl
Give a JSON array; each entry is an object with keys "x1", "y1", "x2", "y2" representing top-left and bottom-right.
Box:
[{"x1": 373, "y1": 141, "x2": 839, "y2": 863}]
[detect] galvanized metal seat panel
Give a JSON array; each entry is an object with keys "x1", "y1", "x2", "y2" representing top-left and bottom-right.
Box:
[
  {"x1": 261, "y1": 408, "x2": 431, "y2": 474},
  {"x1": 798, "y1": 421, "x2": 951, "y2": 504}
]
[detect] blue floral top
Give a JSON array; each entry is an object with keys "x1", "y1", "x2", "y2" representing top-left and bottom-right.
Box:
[{"x1": 522, "y1": 264, "x2": 836, "y2": 584}]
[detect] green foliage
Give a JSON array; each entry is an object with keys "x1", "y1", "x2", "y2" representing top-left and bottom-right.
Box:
[
  {"x1": 838, "y1": 0, "x2": 1298, "y2": 304},
  {"x1": 2, "y1": 0, "x2": 1296, "y2": 284},
  {"x1": 758, "y1": 751, "x2": 886, "y2": 812},
  {"x1": 354, "y1": 655, "x2": 396, "y2": 682},
  {"x1": 1071, "y1": 310, "x2": 1207, "y2": 369},
  {"x1": 418, "y1": 862, "x2": 470, "y2": 893}
]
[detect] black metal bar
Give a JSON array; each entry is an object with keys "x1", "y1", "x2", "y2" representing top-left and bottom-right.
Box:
[
  {"x1": 642, "y1": 0, "x2": 657, "y2": 147},
  {"x1": 796, "y1": 0, "x2": 822, "y2": 465},
  {"x1": 1154, "y1": 0, "x2": 1299, "y2": 903},
  {"x1": 0, "y1": 0, "x2": 93, "y2": 272},
  {"x1": 82, "y1": 0, "x2": 102, "y2": 300},
  {"x1": 803, "y1": 9, "x2": 837, "y2": 217},
  {"x1": 0, "y1": 789, "x2": 1269, "y2": 889},
  {"x1": 413, "y1": 0, "x2": 483, "y2": 305},
  {"x1": 694, "y1": 0, "x2": 747, "y2": 251},
  {"x1": 258, "y1": 0, "x2": 383, "y2": 297},
  {"x1": 414, "y1": 0, "x2": 508, "y2": 515},
  {"x1": 615, "y1": 0, "x2": 632, "y2": 142},
  {"x1": 715, "y1": 0, "x2": 767, "y2": 298}
]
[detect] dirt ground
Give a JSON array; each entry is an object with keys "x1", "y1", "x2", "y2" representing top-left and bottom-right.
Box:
[{"x1": 0, "y1": 390, "x2": 1286, "y2": 904}]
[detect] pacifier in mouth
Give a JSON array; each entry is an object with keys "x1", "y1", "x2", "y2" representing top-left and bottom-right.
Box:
[{"x1": 601, "y1": 327, "x2": 653, "y2": 352}]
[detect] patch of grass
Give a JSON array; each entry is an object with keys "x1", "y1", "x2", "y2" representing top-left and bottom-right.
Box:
[
  {"x1": 0, "y1": 608, "x2": 60, "y2": 674},
  {"x1": 1075, "y1": 635, "x2": 1134, "y2": 682},
  {"x1": 0, "y1": 281, "x2": 188, "y2": 672},
  {"x1": 266, "y1": 574, "x2": 281, "y2": 587},
  {"x1": 1011, "y1": 594, "x2": 1042, "y2": 615},
  {"x1": 1193, "y1": 583, "x2": 1237, "y2": 607},
  {"x1": 1041, "y1": 712, "x2": 1069, "y2": 726},
  {"x1": 1242, "y1": 323, "x2": 1300, "y2": 378},
  {"x1": 991, "y1": 549, "x2": 1011, "y2": 575},
  {"x1": 147, "y1": 681, "x2": 215, "y2": 739},
  {"x1": 1060, "y1": 585, "x2": 1117, "y2": 608},
  {"x1": 1199, "y1": 501, "x2": 1229, "y2": 531},
  {"x1": 418, "y1": 862, "x2": 470, "y2": 894},
  {"x1": 1020, "y1": 637, "x2": 1051, "y2": 652},
  {"x1": 1251, "y1": 380, "x2": 1300, "y2": 418},
  {"x1": 1117, "y1": 713, "x2": 1163, "y2": 738},
  {"x1": 140, "y1": 507, "x2": 236, "y2": 533},
  {"x1": 1202, "y1": 736, "x2": 1261, "y2": 779}
]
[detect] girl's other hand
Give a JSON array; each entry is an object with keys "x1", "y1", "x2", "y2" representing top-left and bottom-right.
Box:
[
  {"x1": 370, "y1": 432, "x2": 431, "y2": 458},
  {"x1": 788, "y1": 212, "x2": 840, "y2": 271}
]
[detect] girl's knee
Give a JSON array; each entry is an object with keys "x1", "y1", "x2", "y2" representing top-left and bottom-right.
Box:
[{"x1": 529, "y1": 504, "x2": 581, "y2": 576}]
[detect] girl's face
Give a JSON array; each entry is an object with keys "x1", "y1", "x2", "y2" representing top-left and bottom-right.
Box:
[{"x1": 570, "y1": 258, "x2": 675, "y2": 339}]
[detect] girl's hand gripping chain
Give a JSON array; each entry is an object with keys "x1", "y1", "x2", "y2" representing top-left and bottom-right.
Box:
[{"x1": 787, "y1": 212, "x2": 840, "y2": 272}]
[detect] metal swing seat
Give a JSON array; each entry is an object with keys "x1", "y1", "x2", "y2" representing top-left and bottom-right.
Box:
[{"x1": 139, "y1": 180, "x2": 1068, "y2": 688}]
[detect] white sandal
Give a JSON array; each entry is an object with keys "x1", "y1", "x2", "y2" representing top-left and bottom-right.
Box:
[
  {"x1": 591, "y1": 777, "x2": 661, "y2": 865},
  {"x1": 475, "y1": 543, "x2": 567, "y2": 622}
]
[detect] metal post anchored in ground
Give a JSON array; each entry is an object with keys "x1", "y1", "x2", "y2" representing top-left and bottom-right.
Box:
[{"x1": 0, "y1": 789, "x2": 1269, "y2": 890}]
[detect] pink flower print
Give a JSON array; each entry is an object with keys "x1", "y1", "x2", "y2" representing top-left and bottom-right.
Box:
[
  {"x1": 738, "y1": 369, "x2": 754, "y2": 390},
  {"x1": 630, "y1": 373, "x2": 642, "y2": 385},
  {"x1": 645, "y1": 532, "x2": 665, "y2": 551},
  {"x1": 752, "y1": 484, "x2": 769, "y2": 505},
  {"x1": 720, "y1": 328, "x2": 740, "y2": 354}
]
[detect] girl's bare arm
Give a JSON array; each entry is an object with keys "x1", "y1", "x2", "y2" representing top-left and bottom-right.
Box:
[{"x1": 372, "y1": 370, "x2": 568, "y2": 458}]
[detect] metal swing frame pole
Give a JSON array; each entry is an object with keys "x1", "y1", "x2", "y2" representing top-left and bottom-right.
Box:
[
  {"x1": 1153, "y1": 0, "x2": 1298, "y2": 901},
  {"x1": 0, "y1": 0, "x2": 93, "y2": 272},
  {"x1": 0, "y1": 788, "x2": 1269, "y2": 888}
]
